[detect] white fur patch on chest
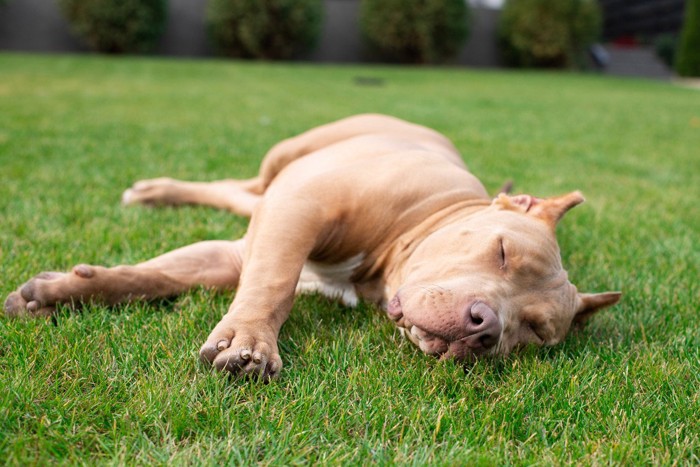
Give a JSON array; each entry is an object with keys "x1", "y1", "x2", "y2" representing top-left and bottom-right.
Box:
[{"x1": 296, "y1": 254, "x2": 364, "y2": 307}]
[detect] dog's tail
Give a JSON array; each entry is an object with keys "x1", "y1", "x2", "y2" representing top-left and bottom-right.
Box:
[{"x1": 496, "y1": 180, "x2": 514, "y2": 195}]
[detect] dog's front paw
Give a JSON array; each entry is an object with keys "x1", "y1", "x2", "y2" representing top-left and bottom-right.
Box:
[
  {"x1": 199, "y1": 318, "x2": 283, "y2": 381},
  {"x1": 3, "y1": 266, "x2": 103, "y2": 318},
  {"x1": 4, "y1": 271, "x2": 73, "y2": 318}
]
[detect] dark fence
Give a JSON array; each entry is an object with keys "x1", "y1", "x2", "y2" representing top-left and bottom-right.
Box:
[{"x1": 599, "y1": 0, "x2": 686, "y2": 41}]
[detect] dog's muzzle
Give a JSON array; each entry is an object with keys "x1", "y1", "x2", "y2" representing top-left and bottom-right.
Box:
[{"x1": 388, "y1": 296, "x2": 502, "y2": 358}]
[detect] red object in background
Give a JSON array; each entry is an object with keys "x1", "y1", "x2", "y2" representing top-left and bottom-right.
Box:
[{"x1": 612, "y1": 36, "x2": 638, "y2": 47}]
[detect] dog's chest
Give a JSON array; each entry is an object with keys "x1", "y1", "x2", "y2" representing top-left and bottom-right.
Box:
[{"x1": 296, "y1": 254, "x2": 364, "y2": 307}]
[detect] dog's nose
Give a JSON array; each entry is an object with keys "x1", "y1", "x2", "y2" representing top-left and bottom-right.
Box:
[{"x1": 464, "y1": 301, "x2": 501, "y2": 349}]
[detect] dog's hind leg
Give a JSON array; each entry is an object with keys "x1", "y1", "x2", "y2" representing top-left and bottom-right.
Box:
[
  {"x1": 122, "y1": 178, "x2": 262, "y2": 217},
  {"x1": 254, "y1": 113, "x2": 459, "y2": 188},
  {"x1": 123, "y1": 114, "x2": 451, "y2": 215},
  {"x1": 4, "y1": 240, "x2": 245, "y2": 318}
]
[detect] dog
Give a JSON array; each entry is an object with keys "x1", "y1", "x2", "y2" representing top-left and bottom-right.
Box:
[{"x1": 4, "y1": 114, "x2": 621, "y2": 380}]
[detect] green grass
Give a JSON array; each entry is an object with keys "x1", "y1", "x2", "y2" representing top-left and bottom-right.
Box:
[{"x1": 1, "y1": 53, "x2": 698, "y2": 465}]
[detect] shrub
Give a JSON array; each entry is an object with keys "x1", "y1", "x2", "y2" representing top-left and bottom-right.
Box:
[
  {"x1": 676, "y1": 0, "x2": 700, "y2": 77},
  {"x1": 58, "y1": 0, "x2": 167, "y2": 54},
  {"x1": 498, "y1": 0, "x2": 601, "y2": 69},
  {"x1": 206, "y1": 0, "x2": 322, "y2": 60},
  {"x1": 655, "y1": 34, "x2": 677, "y2": 69},
  {"x1": 360, "y1": 0, "x2": 470, "y2": 64}
]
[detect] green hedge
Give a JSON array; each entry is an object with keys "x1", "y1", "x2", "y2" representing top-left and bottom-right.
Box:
[
  {"x1": 206, "y1": 0, "x2": 322, "y2": 60},
  {"x1": 58, "y1": 0, "x2": 167, "y2": 54},
  {"x1": 676, "y1": 0, "x2": 700, "y2": 77},
  {"x1": 498, "y1": 0, "x2": 601, "y2": 69},
  {"x1": 360, "y1": 0, "x2": 470, "y2": 64},
  {"x1": 655, "y1": 34, "x2": 677, "y2": 69}
]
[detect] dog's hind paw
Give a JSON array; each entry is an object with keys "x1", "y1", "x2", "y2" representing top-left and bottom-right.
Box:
[{"x1": 122, "y1": 177, "x2": 183, "y2": 206}]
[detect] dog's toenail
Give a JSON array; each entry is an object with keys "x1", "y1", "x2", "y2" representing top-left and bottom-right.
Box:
[
  {"x1": 241, "y1": 349, "x2": 252, "y2": 360},
  {"x1": 27, "y1": 301, "x2": 39, "y2": 312},
  {"x1": 216, "y1": 340, "x2": 228, "y2": 351}
]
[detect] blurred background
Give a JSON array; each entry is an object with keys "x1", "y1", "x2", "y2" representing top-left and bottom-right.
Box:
[{"x1": 0, "y1": 0, "x2": 697, "y2": 79}]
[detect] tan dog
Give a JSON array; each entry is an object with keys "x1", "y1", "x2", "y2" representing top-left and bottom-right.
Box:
[{"x1": 4, "y1": 114, "x2": 620, "y2": 379}]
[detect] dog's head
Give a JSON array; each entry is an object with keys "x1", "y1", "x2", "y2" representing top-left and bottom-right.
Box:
[{"x1": 388, "y1": 191, "x2": 620, "y2": 360}]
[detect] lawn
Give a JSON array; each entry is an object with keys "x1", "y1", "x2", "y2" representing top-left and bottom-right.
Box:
[{"x1": 0, "y1": 53, "x2": 698, "y2": 465}]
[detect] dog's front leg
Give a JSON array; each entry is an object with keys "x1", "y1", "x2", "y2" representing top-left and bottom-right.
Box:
[{"x1": 198, "y1": 201, "x2": 324, "y2": 380}]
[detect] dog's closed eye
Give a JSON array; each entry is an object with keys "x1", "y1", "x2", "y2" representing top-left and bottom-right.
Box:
[
  {"x1": 525, "y1": 321, "x2": 545, "y2": 344},
  {"x1": 498, "y1": 238, "x2": 507, "y2": 270}
]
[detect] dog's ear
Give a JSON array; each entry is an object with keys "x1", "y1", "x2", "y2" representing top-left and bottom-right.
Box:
[
  {"x1": 493, "y1": 193, "x2": 544, "y2": 213},
  {"x1": 493, "y1": 192, "x2": 583, "y2": 223},
  {"x1": 573, "y1": 291, "x2": 622, "y2": 324},
  {"x1": 529, "y1": 191, "x2": 585, "y2": 228}
]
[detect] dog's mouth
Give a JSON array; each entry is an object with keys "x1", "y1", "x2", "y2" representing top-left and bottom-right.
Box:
[
  {"x1": 395, "y1": 320, "x2": 500, "y2": 360},
  {"x1": 387, "y1": 295, "x2": 502, "y2": 360}
]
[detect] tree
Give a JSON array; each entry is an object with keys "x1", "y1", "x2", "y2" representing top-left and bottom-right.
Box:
[
  {"x1": 206, "y1": 0, "x2": 322, "y2": 60},
  {"x1": 58, "y1": 0, "x2": 167, "y2": 54},
  {"x1": 360, "y1": 0, "x2": 470, "y2": 64},
  {"x1": 498, "y1": 0, "x2": 601, "y2": 69},
  {"x1": 676, "y1": 0, "x2": 700, "y2": 77}
]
